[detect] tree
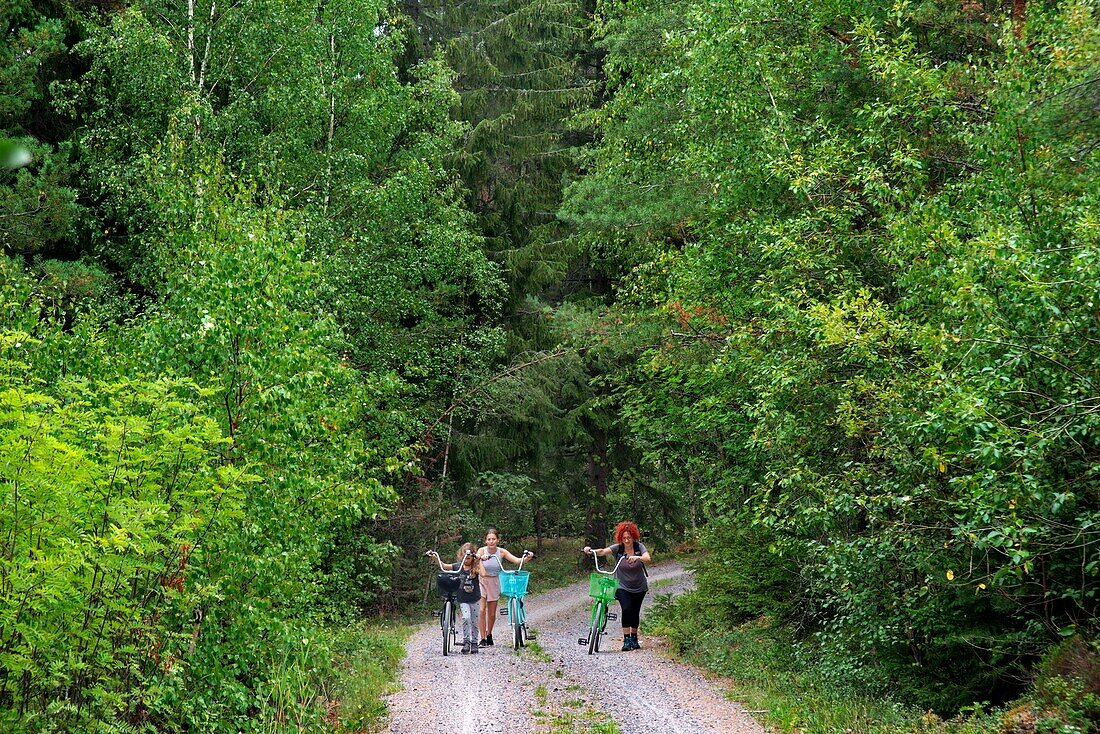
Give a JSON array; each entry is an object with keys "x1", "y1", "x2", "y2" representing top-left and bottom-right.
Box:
[
  {"x1": 405, "y1": 0, "x2": 596, "y2": 301},
  {"x1": 0, "y1": 0, "x2": 507, "y2": 726},
  {"x1": 564, "y1": 0, "x2": 1100, "y2": 709},
  {"x1": 0, "y1": 2, "x2": 79, "y2": 257}
]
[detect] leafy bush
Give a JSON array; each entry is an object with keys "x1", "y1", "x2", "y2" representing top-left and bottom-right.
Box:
[
  {"x1": 573, "y1": 0, "x2": 1100, "y2": 716},
  {"x1": 0, "y1": 333, "x2": 246, "y2": 732},
  {"x1": 1028, "y1": 636, "x2": 1100, "y2": 734},
  {"x1": 688, "y1": 519, "x2": 799, "y2": 626}
]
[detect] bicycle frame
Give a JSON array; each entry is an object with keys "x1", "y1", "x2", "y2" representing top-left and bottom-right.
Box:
[{"x1": 578, "y1": 552, "x2": 632, "y2": 654}]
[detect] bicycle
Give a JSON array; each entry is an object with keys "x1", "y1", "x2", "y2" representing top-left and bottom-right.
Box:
[
  {"x1": 425, "y1": 549, "x2": 469, "y2": 656},
  {"x1": 577, "y1": 551, "x2": 634, "y2": 654},
  {"x1": 498, "y1": 550, "x2": 533, "y2": 650}
]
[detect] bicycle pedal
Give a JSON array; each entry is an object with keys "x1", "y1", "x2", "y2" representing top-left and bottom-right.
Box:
[
  {"x1": 578, "y1": 637, "x2": 588, "y2": 645},
  {"x1": 525, "y1": 630, "x2": 536, "y2": 640},
  {"x1": 499, "y1": 609, "x2": 508, "y2": 616},
  {"x1": 607, "y1": 613, "x2": 617, "y2": 620}
]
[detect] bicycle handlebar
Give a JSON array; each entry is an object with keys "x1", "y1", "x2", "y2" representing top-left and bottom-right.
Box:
[
  {"x1": 476, "y1": 549, "x2": 534, "y2": 571},
  {"x1": 584, "y1": 549, "x2": 640, "y2": 576},
  {"x1": 515, "y1": 550, "x2": 532, "y2": 571},
  {"x1": 424, "y1": 549, "x2": 472, "y2": 573}
]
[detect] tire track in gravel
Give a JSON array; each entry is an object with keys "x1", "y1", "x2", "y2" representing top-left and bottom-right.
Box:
[{"x1": 382, "y1": 561, "x2": 767, "y2": 734}]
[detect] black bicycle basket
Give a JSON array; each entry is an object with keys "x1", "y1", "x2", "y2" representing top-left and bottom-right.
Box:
[{"x1": 436, "y1": 572, "x2": 461, "y2": 597}]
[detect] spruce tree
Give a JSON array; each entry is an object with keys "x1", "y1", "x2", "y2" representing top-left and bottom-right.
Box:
[
  {"x1": 405, "y1": 0, "x2": 597, "y2": 304},
  {"x1": 397, "y1": 0, "x2": 611, "y2": 534}
]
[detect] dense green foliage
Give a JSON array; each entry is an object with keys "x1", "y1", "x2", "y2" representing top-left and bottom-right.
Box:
[
  {"x1": 565, "y1": 0, "x2": 1100, "y2": 713},
  {"x1": 406, "y1": 0, "x2": 594, "y2": 298},
  {"x1": 394, "y1": 0, "x2": 646, "y2": 559},
  {"x1": 4, "y1": 0, "x2": 1099, "y2": 728},
  {"x1": 2, "y1": 0, "x2": 499, "y2": 730}
]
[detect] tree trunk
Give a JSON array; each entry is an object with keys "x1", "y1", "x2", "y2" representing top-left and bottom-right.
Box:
[
  {"x1": 323, "y1": 31, "x2": 336, "y2": 216},
  {"x1": 688, "y1": 469, "x2": 697, "y2": 530},
  {"x1": 534, "y1": 501, "x2": 544, "y2": 557},
  {"x1": 584, "y1": 428, "x2": 609, "y2": 549},
  {"x1": 1012, "y1": 0, "x2": 1026, "y2": 37}
]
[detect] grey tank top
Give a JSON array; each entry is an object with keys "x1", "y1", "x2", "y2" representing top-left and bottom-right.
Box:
[{"x1": 481, "y1": 548, "x2": 503, "y2": 577}]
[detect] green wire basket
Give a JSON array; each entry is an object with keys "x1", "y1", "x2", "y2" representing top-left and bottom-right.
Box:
[{"x1": 588, "y1": 573, "x2": 618, "y2": 603}]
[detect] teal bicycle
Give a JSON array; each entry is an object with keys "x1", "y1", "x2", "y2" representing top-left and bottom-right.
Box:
[
  {"x1": 498, "y1": 550, "x2": 533, "y2": 650},
  {"x1": 578, "y1": 551, "x2": 629, "y2": 654}
]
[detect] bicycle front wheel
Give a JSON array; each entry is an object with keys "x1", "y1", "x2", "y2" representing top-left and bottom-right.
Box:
[
  {"x1": 508, "y1": 598, "x2": 521, "y2": 650},
  {"x1": 442, "y1": 600, "x2": 453, "y2": 656},
  {"x1": 587, "y1": 600, "x2": 603, "y2": 655},
  {"x1": 517, "y1": 599, "x2": 527, "y2": 647}
]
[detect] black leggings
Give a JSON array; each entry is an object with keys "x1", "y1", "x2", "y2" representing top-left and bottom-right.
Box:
[{"x1": 615, "y1": 588, "x2": 647, "y2": 629}]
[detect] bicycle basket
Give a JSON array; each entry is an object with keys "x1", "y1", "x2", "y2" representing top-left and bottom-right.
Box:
[
  {"x1": 500, "y1": 570, "x2": 529, "y2": 597},
  {"x1": 436, "y1": 572, "x2": 461, "y2": 598},
  {"x1": 588, "y1": 573, "x2": 618, "y2": 603}
]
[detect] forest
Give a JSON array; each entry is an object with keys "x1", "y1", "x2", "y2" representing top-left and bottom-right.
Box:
[{"x1": 1, "y1": 0, "x2": 1098, "y2": 731}]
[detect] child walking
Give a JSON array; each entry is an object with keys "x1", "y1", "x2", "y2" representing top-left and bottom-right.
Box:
[{"x1": 438, "y1": 542, "x2": 482, "y2": 654}]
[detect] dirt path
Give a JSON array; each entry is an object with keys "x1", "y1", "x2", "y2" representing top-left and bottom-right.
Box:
[{"x1": 382, "y1": 561, "x2": 768, "y2": 734}]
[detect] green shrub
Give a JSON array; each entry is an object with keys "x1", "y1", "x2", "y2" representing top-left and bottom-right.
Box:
[
  {"x1": 327, "y1": 624, "x2": 408, "y2": 732},
  {"x1": 0, "y1": 345, "x2": 245, "y2": 732},
  {"x1": 1028, "y1": 635, "x2": 1100, "y2": 734},
  {"x1": 689, "y1": 518, "x2": 799, "y2": 625}
]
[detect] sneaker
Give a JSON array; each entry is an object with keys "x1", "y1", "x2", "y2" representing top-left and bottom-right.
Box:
[
  {"x1": 622, "y1": 638, "x2": 631, "y2": 652},
  {"x1": 631, "y1": 635, "x2": 642, "y2": 650},
  {"x1": 477, "y1": 638, "x2": 489, "y2": 647},
  {"x1": 486, "y1": 633, "x2": 494, "y2": 646},
  {"x1": 461, "y1": 641, "x2": 471, "y2": 654},
  {"x1": 470, "y1": 643, "x2": 478, "y2": 654}
]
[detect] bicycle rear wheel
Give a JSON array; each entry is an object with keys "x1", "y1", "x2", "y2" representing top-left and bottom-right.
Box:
[
  {"x1": 442, "y1": 600, "x2": 453, "y2": 656},
  {"x1": 587, "y1": 600, "x2": 603, "y2": 655}
]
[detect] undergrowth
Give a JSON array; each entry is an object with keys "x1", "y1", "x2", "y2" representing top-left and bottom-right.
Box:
[
  {"x1": 326, "y1": 623, "x2": 409, "y2": 733},
  {"x1": 645, "y1": 592, "x2": 1100, "y2": 734}
]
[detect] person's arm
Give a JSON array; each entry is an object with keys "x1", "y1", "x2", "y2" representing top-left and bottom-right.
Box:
[
  {"x1": 583, "y1": 545, "x2": 613, "y2": 557},
  {"x1": 439, "y1": 561, "x2": 456, "y2": 571},
  {"x1": 476, "y1": 546, "x2": 490, "y2": 561},
  {"x1": 500, "y1": 547, "x2": 533, "y2": 564}
]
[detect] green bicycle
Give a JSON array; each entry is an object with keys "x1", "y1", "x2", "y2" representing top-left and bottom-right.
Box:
[{"x1": 578, "y1": 551, "x2": 631, "y2": 654}]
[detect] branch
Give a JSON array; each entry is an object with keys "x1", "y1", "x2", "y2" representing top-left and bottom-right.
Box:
[
  {"x1": 420, "y1": 348, "x2": 573, "y2": 443},
  {"x1": 669, "y1": 330, "x2": 726, "y2": 342},
  {"x1": 968, "y1": 337, "x2": 1091, "y2": 384}
]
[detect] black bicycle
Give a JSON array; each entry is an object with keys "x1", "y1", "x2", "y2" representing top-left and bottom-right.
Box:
[{"x1": 425, "y1": 549, "x2": 468, "y2": 656}]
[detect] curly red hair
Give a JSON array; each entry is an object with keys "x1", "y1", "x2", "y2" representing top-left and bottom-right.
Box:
[{"x1": 614, "y1": 521, "x2": 641, "y2": 545}]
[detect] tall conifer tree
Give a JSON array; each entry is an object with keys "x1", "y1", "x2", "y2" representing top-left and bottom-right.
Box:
[
  {"x1": 405, "y1": 0, "x2": 596, "y2": 304},
  {"x1": 398, "y1": 0, "x2": 617, "y2": 535}
]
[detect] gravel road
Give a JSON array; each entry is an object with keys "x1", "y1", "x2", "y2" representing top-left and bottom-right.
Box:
[{"x1": 382, "y1": 561, "x2": 768, "y2": 734}]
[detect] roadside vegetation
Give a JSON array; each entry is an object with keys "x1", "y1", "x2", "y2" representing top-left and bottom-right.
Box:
[
  {"x1": 327, "y1": 625, "x2": 409, "y2": 734},
  {"x1": 647, "y1": 553, "x2": 1100, "y2": 734},
  {"x1": 2, "y1": 0, "x2": 1097, "y2": 731}
]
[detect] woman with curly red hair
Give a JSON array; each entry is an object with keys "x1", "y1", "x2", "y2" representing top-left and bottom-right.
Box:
[{"x1": 584, "y1": 521, "x2": 652, "y2": 651}]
